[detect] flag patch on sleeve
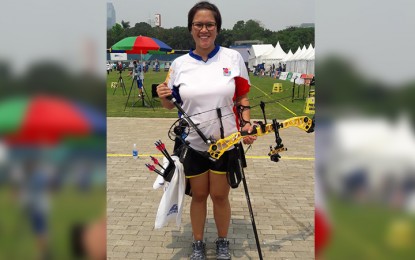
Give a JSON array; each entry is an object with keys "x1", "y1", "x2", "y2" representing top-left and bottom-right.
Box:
[{"x1": 223, "y1": 68, "x2": 231, "y2": 76}]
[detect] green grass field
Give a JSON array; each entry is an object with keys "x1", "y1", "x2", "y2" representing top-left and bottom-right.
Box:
[
  {"x1": 323, "y1": 197, "x2": 415, "y2": 259},
  {"x1": 0, "y1": 186, "x2": 105, "y2": 259},
  {"x1": 107, "y1": 69, "x2": 314, "y2": 120}
]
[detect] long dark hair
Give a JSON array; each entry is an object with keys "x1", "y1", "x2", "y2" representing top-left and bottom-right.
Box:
[{"x1": 187, "y1": 1, "x2": 222, "y2": 33}]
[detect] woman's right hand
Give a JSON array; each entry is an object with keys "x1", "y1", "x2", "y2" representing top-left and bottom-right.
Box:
[
  {"x1": 156, "y1": 82, "x2": 175, "y2": 109},
  {"x1": 156, "y1": 82, "x2": 172, "y2": 99}
]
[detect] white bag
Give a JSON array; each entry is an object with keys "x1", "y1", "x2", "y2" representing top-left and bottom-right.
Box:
[
  {"x1": 154, "y1": 156, "x2": 185, "y2": 229},
  {"x1": 152, "y1": 175, "x2": 165, "y2": 190}
]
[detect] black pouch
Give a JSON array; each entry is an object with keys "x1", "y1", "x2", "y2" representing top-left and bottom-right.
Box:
[{"x1": 174, "y1": 142, "x2": 193, "y2": 196}]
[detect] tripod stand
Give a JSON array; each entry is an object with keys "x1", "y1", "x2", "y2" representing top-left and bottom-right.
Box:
[
  {"x1": 124, "y1": 76, "x2": 155, "y2": 111},
  {"x1": 113, "y1": 70, "x2": 127, "y2": 95}
]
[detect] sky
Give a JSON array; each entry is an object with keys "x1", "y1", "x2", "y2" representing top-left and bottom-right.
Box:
[
  {"x1": 0, "y1": 0, "x2": 413, "y2": 84},
  {"x1": 0, "y1": 0, "x2": 107, "y2": 76},
  {"x1": 316, "y1": 0, "x2": 415, "y2": 85},
  {"x1": 109, "y1": 0, "x2": 315, "y2": 32}
]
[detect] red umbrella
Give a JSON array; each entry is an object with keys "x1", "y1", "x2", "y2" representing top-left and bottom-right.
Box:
[
  {"x1": 111, "y1": 35, "x2": 173, "y2": 54},
  {"x1": 0, "y1": 95, "x2": 105, "y2": 146}
]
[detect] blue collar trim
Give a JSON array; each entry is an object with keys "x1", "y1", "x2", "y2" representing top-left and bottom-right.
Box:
[{"x1": 189, "y1": 45, "x2": 220, "y2": 62}]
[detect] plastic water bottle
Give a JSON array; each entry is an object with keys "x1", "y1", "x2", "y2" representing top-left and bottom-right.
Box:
[{"x1": 132, "y1": 143, "x2": 138, "y2": 159}]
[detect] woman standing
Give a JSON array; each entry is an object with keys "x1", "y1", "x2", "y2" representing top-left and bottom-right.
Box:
[{"x1": 157, "y1": 2, "x2": 256, "y2": 259}]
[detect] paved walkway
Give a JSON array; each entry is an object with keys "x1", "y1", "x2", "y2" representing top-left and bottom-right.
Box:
[{"x1": 107, "y1": 118, "x2": 315, "y2": 259}]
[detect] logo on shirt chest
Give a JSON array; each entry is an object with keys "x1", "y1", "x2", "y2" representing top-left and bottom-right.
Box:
[{"x1": 223, "y1": 68, "x2": 231, "y2": 76}]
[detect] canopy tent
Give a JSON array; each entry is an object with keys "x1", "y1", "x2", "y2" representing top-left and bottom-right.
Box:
[
  {"x1": 261, "y1": 41, "x2": 287, "y2": 67},
  {"x1": 286, "y1": 46, "x2": 302, "y2": 73},
  {"x1": 247, "y1": 44, "x2": 274, "y2": 70},
  {"x1": 295, "y1": 44, "x2": 314, "y2": 74},
  {"x1": 282, "y1": 49, "x2": 293, "y2": 63},
  {"x1": 305, "y1": 49, "x2": 315, "y2": 75},
  {"x1": 246, "y1": 42, "x2": 315, "y2": 75},
  {"x1": 293, "y1": 45, "x2": 308, "y2": 73},
  {"x1": 284, "y1": 44, "x2": 315, "y2": 75}
]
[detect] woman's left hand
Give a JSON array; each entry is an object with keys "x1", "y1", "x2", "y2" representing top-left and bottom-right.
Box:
[{"x1": 241, "y1": 123, "x2": 257, "y2": 145}]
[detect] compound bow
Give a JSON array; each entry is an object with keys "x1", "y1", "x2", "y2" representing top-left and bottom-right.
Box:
[
  {"x1": 208, "y1": 115, "x2": 314, "y2": 162},
  {"x1": 166, "y1": 94, "x2": 315, "y2": 162}
]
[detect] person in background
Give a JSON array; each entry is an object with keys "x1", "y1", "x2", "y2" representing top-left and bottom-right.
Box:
[
  {"x1": 156, "y1": 2, "x2": 256, "y2": 259},
  {"x1": 138, "y1": 62, "x2": 145, "y2": 97},
  {"x1": 129, "y1": 60, "x2": 144, "y2": 98},
  {"x1": 11, "y1": 159, "x2": 52, "y2": 260},
  {"x1": 117, "y1": 61, "x2": 123, "y2": 72}
]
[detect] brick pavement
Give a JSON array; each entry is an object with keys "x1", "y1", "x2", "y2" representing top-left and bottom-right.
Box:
[{"x1": 107, "y1": 117, "x2": 315, "y2": 259}]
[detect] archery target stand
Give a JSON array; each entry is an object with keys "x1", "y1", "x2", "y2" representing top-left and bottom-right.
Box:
[
  {"x1": 271, "y1": 83, "x2": 283, "y2": 93},
  {"x1": 304, "y1": 90, "x2": 315, "y2": 114}
]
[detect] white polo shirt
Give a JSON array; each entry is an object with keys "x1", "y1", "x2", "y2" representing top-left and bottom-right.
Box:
[{"x1": 166, "y1": 45, "x2": 250, "y2": 151}]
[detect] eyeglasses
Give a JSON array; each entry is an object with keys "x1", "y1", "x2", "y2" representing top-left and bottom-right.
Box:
[{"x1": 192, "y1": 22, "x2": 217, "y2": 31}]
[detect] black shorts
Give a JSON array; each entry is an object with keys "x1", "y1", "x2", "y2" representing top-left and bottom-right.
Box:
[{"x1": 182, "y1": 146, "x2": 236, "y2": 178}]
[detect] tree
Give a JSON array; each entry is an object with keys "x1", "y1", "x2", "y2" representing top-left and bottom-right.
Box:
[
  {"x1": 121, "y1": 20, "x2": 130, "y2": 29},
  {"x1": 275, "y1": 27, "x2": 314, "y2": 53},
  {"x1": 107, "y1": 23, "x2": 125, "y2": 48},
  {"x1": 245, "y1": 20, "x2": 265, "y2": 39},
  {"x1": 164, "y1": 27, "x2": 193, "y2": 49},
  {"x1": 125, "y1": 22, "x2": 153, "y2": 38},
  {"x1": 106, "y1": 19, "x2": 315, "y2": 53},
  {"x1": 216, "y1": 29, "x2": 234, "y2": 47}
]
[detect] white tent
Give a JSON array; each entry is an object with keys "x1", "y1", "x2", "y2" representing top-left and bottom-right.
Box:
[
  {"x1": 282, "y1": 49, "x2": 293, "y2": 63},
  {"x1": 248, "y1": 44, "x2": 274, "y2": 70},
  {"x1": 305, "y1": 49, "x2": 315, "y2": 75},
  {"x1": 296, "y1": 44, "x2": 314, "y2": 74},
  {"x1": 293, "y1": 45, "x2": 307, "y2": 73},
  {"x1": 286, "y1": 46, "x2": 302, "y2": 73},
  {"x1": 325, "y1": 115, "x2": 415, "y2": 199},
  {"x1": 261, "y1": 41, "x2": 287, "y2": 67}
]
